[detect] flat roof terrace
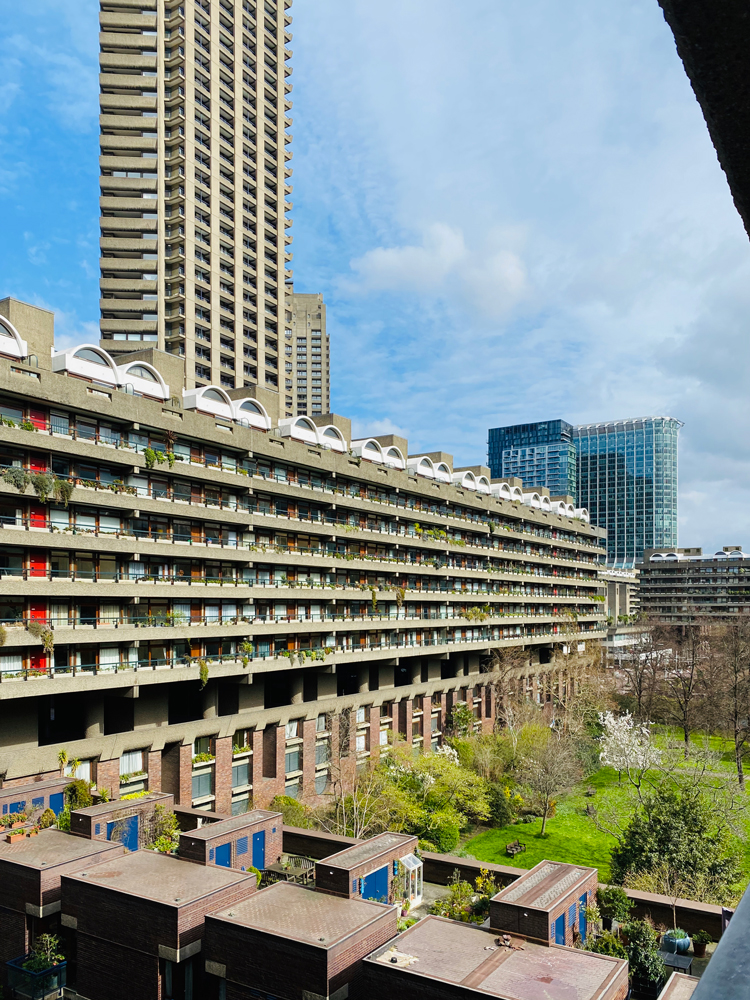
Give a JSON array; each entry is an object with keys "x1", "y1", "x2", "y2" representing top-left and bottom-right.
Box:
[
  {"x1": 211, "y1": 881, "x2": 391, "y2": 947},
  {"x1": 0, "y1": 829, "x2": 121, "y2": 869},
  {"x1": 492, "y1": 860, "x2": 595, "y2": 912},
  {"x1": 320, "y1": 832, "x2": 415, "y2": 870},
  {"x1": 181, "y1": 810, "x2": 280, "y2": 840},
  {"x1": 64, "y1": 849, "x2": 253, "y2": 904},
  {"x1": 367, "y1": 916, "x2": 627, "y2": 1000}
]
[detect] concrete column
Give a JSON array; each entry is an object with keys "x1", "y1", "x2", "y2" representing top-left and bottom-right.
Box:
[
  {"x1": 202, "y1": 682, "x2": 218, "y2": 719},
  {"x1": 214, "y1": 735, "x2": 233, "y2": 815},
  {"x1": 378, "y1": 663, "x2": 394, "y2": 689},
  {"x1": 290, "y1": 673, "x2": 304, "y2": 705},
  {"x1": 85, "y1": 697, "x2": 104, "y2": 739}
]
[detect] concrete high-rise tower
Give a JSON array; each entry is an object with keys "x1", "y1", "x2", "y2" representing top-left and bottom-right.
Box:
[{"x1": 98, "y1": 0, "x2": 295, "y2": 392}]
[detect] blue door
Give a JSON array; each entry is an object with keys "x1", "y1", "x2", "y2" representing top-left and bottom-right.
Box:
[
  {"x1": 362, "y1": 865, "x2": 388, "y2": 902},
  {"x1": 554, "y1": 913, "x2": 566, "y2": 945},
  {"x1": 107, "y1": 814, "x2": 139, "y2": 852},
  {"x1": 49, "y1": 793, "x2": 64, "y2": 816},
  {"x1": 252, "y1": 830, "x2": 265, "y2": 870},
  {"x1": 215, "y1": 843, "x2": 231, "y2": 868},
  {"x1": 9, "y1": 800, "x2": 26, "y2": 814},
  {"x1": 579, "y1": 894, "x2": 588, "y2": 942}
]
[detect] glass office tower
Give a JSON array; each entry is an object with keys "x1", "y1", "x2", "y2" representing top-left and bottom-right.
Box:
[
  {"x1": 573, "y1": 417, "x2": 682, "y2": 567},
  {"x1": 487, "y1": 420, "x2": 577, "y2": 498}
]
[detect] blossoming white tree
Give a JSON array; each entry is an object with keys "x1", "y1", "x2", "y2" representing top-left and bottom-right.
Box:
[{"x1": 598, "y1": 711, "x2": 661, "y2": 792}]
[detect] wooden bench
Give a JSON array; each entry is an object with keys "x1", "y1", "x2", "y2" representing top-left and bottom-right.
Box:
[{"x1": 505, "y1": 840, "x2": 526, "y2": 857}]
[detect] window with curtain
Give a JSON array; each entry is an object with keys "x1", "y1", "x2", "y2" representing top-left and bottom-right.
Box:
[{"x1": 120, "y1": 749, "x2": 144, "y2": 776}]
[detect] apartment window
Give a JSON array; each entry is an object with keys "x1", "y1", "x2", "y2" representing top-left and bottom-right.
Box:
[
  {"x1": 316, "y1": 713, "x2": 327, "y2": 732},
  {"x1": 285, "y1": 719, "x2": 298, "y2": 739},
  {"x1": 232, "y1": 761, "x2": 249, "y2": 788},
  {"x1": 194, "y1": 736, "x2": 214, "y2": 757},
  {"x1": 119, "y1": 749, "x2": 145, "y2": 776},
  {"x1": 284, "y1": 749, "x2": 301, "y2": 774},
  {"x1": 192, "y1": 771, "x2": 212, "y2": 799},
  {"x1": 315, "y1": 742, "x2": 329, "y2": 766}
]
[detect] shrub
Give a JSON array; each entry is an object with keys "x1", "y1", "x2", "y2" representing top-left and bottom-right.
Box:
[
  {"x1": 2, "y1": 467, "x2": 29, "y2": 493},
  {"x1": 30, "y1": 472, "x2": 55, "y2": 503},
  {"x1": 587, "y1": 930, "x2": 627, "y2": 958},
  {"x1": 248, "y1": 864, "x2": 263, "y2": 886},
  {"x1": 693, "y1": 929, "x2": 712, "y2": 944},
  {"x1": 596, "y1": 885, "x2": 633, "y2": 923},
  {"x1": 424, "y1": 809, "x2": 461, "y2": 853},
  {"x1": 22, "y1": 934, "x2": 64, "y2": 973},
  {"x1": 623, "y1": 919, "x2": 666, "y2": 988},
  {"x1": 270, "y1": 794, "x2": 313, "y2": 829},
  {"x1": 39, "y1": 808, "x2": 56, "y2": 830},
  {"x1": 418, "y1": 839, "x2": 440, "y2": 853},
  {"x1": 664, "y1": 928, "x2": 688, "y2": 941},
  {"x1": 65, "y1": 780, "x2": 93, "y2": 810}
]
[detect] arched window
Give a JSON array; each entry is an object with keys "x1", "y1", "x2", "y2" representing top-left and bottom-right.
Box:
[
  {"x1": 126, "y1": 365, "x2": 158, "y2": 382},
  {"x1": 202, "y1": 389, "x2": 226, "y2": 402},
  {"x1": 240, "y1": 400, "x2": 262, "y2": 414},
  {"x1": 75, "y1": 348, "x2": 109, "y2": 366}
]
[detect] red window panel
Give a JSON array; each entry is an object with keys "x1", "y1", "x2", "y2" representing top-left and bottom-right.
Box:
[
  {"x1": 29, "y1": 506, "x2": 46, "y2": 528},
  {"x1": 28, "y1": 601, "x2": 47, "y2": 620},
  {"x1": 28, "y1": 454, "x2": 48, "y2": 473},
  {"x1": 28, "y1": 552, "x2": 47, "y2": 578},
  {"x1": 28, "y1": 652, "x2": 47, "y2": 673},
  {"x1": 28, "y1": 409, "x2": 47, "y2": 431}
]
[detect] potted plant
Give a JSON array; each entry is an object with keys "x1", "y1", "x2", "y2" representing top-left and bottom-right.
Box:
[
  {"x1": 596, "y1": 885, "x2": 633, "y2": 931},
  {"x1": 623, "y1": 920, "x2": 667, "y2": 998},
  {"x1": 28, "y1": 826, "x2": 40, "y2": 838},
  {"x1": 662, "y1": 928, "x2": 691, "y2": 955},
  {"x1": 692, "y1": 929, "x2": 712, "y2": 958},
  {"x1": 6, "y1": 829, "x2": 25, "y2": 843}
]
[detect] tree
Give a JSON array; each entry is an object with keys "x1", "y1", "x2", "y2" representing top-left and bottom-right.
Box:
[
  {"x1": 710, "y1": 621, "x2": 750, "y2": 788},
  {"x1": 598, "y1": 711, "x2": 661, "y2": 791},
  {"x1": 614, "y1": 623, "x2": 663, "y2": 720},
  {"x1": 518, "y1": 734, "x2": 581, "y2": 835},
  {"x1": 657, "y1": 624, "x2": 709, "y2": 755},
  {"x1": 609, "y1": 784, "x2": 742, "y2": 900},
  {"x1": 624, "y1": 858, "x2": 741, "y2": 926}
]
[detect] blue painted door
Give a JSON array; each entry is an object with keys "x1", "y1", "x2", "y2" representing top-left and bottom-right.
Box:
[
  {"x1": 215, "y1": 843, "x2": 231, "y2": 868},
  {"x1": 9, "y1": 800, "x2": 26, "y2": 814},
  {"x1": 362, "y1": 865, "x2": 388, "y2": 902},
  {"x1": 554, "y1": 913, "x2": 566, "y2": 945},
  {"x1": 579, "y1": 894, "x2": 588, "y2": 942},
  {"x1": 107, "y1": 814, "x2": 139, "y2": 852},
  {"x1": 252, "y1": 830, "x2": 265, "y2": 870},
  {"x1": 49, "y1": 793, "x2": 64, "y2": 816}
]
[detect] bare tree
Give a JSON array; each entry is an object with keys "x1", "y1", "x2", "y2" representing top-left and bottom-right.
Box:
[
  {"x1": 658, "y1": 624, "x2": 709, "y2": 756},
  {"x1": 615, "y1": 621, "x2": 663, "y2": 720},
  {"x1": 519, "y1": 734, "x2": 581, "y2": 835},
  {"x1": 710, "y1": 621, "x2": 750, "y2": 788}
]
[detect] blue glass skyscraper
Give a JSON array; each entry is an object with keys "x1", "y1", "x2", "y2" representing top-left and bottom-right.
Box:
[
  {"x1": 487, "y1": 420, "x2": 577, "y2": 498},
  {"x1": 573, "y1": 417, "x2": 682, "y2": 568}
]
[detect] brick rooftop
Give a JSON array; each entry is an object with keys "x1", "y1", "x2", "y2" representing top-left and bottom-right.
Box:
[
  {"x1": 64, "y1": 850, "x2": 253, "y2": 904},
  {"x1": 372, "y1": 916, "x2": 626, "y2": 1000},
  {"x1": 492, "y1": 861, "x2": 594, "y2": 911},
  {"x1": 320, "y1": 832, "x2": 414, "y2": 869},
  {"x1": 180, "y1": 810, "x2": 280, "y2": 840},
  {"x1": 0, "y1": 829, "x2": 122, "y2": 868},
  {"x1": 212, "y1": 881, "x2": 390, "y2": 946}
]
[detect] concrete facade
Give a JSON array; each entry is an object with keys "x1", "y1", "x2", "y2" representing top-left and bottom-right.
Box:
[
  {"x1": 0, "y1": 299, "x2": 606, "y2": 814},
  {"x1": 97, "y1": 0, "x2": 300, "y2": 396}
]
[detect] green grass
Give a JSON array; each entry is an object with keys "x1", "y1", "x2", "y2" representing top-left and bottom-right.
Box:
[{"x1": 464, "y1": 767, "x2": 628, "y2": 881}]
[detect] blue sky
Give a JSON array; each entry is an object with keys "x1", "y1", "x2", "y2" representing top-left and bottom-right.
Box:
[{"x1": 2, "y1": 0, "x2": 750, "y2": 551}]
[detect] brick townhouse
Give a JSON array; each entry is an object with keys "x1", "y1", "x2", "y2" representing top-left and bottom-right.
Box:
[{"x1": 0, "y1": 297, "x2": 606, "y2": 813}]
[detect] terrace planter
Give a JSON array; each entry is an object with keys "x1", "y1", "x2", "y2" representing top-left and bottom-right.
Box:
[
  {"x1": 6, "y1": 955, "x2": 67, "y2": 1000},
  {"x1": 28, "y1": 828, "x2": 39, "y2": 838},
  {"x1": 6, "y1": 831, "x2": 25, "y2": 843}
]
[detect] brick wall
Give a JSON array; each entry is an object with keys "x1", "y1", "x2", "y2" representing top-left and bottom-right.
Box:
[
  {"x1": 178, "y1": 814, "x2": 282, "y2": 872},
  {"x1": 178, "y1": 744, "x2": 193, "y2": 806},
  {"x1": 0, "y1": 906, "x2": 28, "y2": 991},
  {"x1": 96, "y1": 757, "x2": 120, "y2": 801},
  {"x1": 301, "y1": 718, "x2": 316, "y2": 795},
  {"x1": 315, "y1": 836, "x2": 418, "y2": 903},
  {"x1": 147, "y1": 750, "x2": 162, "y2": 796},
  {"x1": 69, "y1": 793, "x2": 174, "y2": 848},
  {"x1": 213, "y1": 736, "x2": 233, "y2": 815},
  {"x1": 0, "y1": 777, "x2": 69, "y2": 818},
  {"x1": 76, "y1": 932, "x2": 161, "y2": 1000}
]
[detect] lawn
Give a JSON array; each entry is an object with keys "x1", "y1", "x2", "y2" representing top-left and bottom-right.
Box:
[
  {"x1": 464, "y1": 763, "x2": 750, "y2": 882},
  {"x1": 464, "y1": 767, "x2": 640, "y2": 882}
]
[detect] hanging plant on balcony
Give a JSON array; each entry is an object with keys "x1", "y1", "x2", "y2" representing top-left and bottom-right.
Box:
[
  {"x1": 30, "y1": 472, "x2": 55, "y2": 503},
  {"x1": 198, "y1": 658, "x2": 209, "y2": 689},
  {"x1": 26, "y1": 619, "x2": 54, "y2": 653},
  {"x1": 2, "y1": 467, "x2": 30, "y2": 493},
  {"x1": 143, "y1": 447, "x2": 157, "y2": 470},
  {"x1": 53, "y1": 478, "x2": 74, "y2": 507}
]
